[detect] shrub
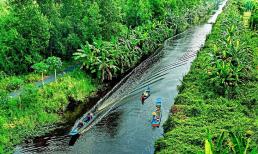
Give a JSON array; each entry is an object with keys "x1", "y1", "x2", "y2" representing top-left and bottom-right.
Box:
[{"x1": 5, "y1": 77, "x2": 24, "y2": 92}]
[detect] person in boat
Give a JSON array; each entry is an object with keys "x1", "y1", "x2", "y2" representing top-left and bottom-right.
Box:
[
  {"x1": 156, "y1": 107, "x2": 161, "y2": 116},
  {"x1": 90, "y1": 113, "x2": 94, "y2": 119},
  {"x1": 152, "y1": 112, "x2": 157, "y2": 120},
  {"x1": 156, "y1": 106, "x2": 160, "y2": 112},
  {"x1": 83, "y1": 112, "x2": 93, "y2": 123},
  {"x1": 141, "y1": 93, "x2": 145, "y2": 104},
  {"x1": 143, "y1": 91, "x2": 149, "y2": 97},
  {"x1": 156, "y1": 116, "x2": 160, "y2": 122},
  {"x1": 77, "y1": 121, "x2": 84, "y2": 129}
]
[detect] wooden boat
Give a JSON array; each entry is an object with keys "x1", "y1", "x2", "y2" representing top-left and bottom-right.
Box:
[
  {"x1": 151, "y1": 98, "x2": 162, "y2": 127},
  {"x1": 155, "y1": 97, "x2": 162, "y2": 107},
  {"x1": 69, "y1": 113, "x2": 94, "y2": 136},
  {"x1": 69, "y1": 100, "x2": 117, "y2": 136},
  {"x1": 141, "y1": 86, "x2": 151, "y2": 102}
]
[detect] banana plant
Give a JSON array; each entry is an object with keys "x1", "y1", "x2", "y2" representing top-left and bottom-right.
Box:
[
  {"x1": 243, "y1": 0, "x2": 255, "y2": 12},
  {"x1": 203, "y1": 130, "x2": 257, "y2": 154}
]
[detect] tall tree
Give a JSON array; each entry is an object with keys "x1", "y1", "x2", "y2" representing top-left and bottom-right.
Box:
[
  {"x1": 149, "y1": 0, "x2": 166, "y2": 19},
  {"x1": 81, "y1": 1, "x2": 103, "y2": 43},
  {"x1": 31, "y1": 61, "x2": 49, "y2": 86},
  {"x1": 60, "y1": 0, "x2": 84, "y2": 56},
  {"x1": 37, "y1": 0, "x2": 65, "y2": 57},
  {"x1": 97, "y1": 0, "x2": 123, "y2": 39},
  {"x1": 1, "y1": 0, "x2": 50, "y2": 74},
  {"x1": 46, "y1": 56, "x2": 62, "y2": 81},
  {"x1": 125, "y1": 0, "x2": 152, "y2": 28}
]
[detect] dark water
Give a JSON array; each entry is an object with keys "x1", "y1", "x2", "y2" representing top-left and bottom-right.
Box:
[{"x1": 14, "y1": 1, "x2": 227, "y2": 153}]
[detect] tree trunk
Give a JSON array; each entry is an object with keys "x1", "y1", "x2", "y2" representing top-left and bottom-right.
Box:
[
  {"x1": 42, "y1": 72, "x2": 44, "y2": 86},
  {"x1": 55, "y1": 69, "x2": 57, "y2": 82}
]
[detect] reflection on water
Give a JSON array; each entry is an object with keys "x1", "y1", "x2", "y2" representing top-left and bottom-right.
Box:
[
  {"x1": 95, "y1": 110, "x2": 122, "y2": 138},
  {"x1": 14, "y1": 1, "x2": 228, "y2": 153}
]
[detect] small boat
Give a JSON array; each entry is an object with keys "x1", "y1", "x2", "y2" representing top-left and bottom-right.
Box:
[
  {"x1": 141, "y1": 86, "x2": 151, "y2": 103},
  {"x1": 151, "y1": 98, "x2": 162, "y2": 127},
  {"x1": 155, "y1": 97, "x2": 162, "y2": 107},
  {"x1": 69, "y1": 113, "x2": 94, "y2": 136}
]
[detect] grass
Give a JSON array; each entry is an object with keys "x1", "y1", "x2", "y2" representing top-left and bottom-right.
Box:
[
  {"x1": 0, "y1": 69, "x2": 97, "y2": 153},
  {"x1": 155, "y1": 1, "x2": 258, "y2": 153},
  {"x1": 0, "y1": 60, "x2": 77, "y2": 93}
]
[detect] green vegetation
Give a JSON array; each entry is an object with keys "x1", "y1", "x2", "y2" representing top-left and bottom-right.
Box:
[
  {"x1": 155, "y1": 1, "x2": 258, "y2": 153},
  {"x1": 204, "y1": 130, "x2": 257, "y2": 154},
  {"x1": 46, "y1": 56, "x2": 62, "y2": 82},
  {"x1": 0, "y1": 0, "x2": 220, "y2": 153},
  {"x1": 0, "y1": 70, "x2": 96, "y2": 153},
  {"x1": 32, "y1": 56, "x2": 63, "y2": 85},
  {"x1": 0, "y1": 0, "x2": 217, "y2": 75},
  {"x1": 31, "y1": 61, "x2": 49, "y2": 86},
  {"x1": 73, "y1": 0, "x2": 217, "y2": 81}
]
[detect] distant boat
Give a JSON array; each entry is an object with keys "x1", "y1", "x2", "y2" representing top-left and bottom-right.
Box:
[
  {"x1": 141, "y1": 86, "x2": 151, "y2": 103},
  {"x1": 151, "y1": 98, "x2": 162, "y2": 127}
]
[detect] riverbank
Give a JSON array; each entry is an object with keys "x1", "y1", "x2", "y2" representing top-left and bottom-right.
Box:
[
  {"x1": 155, "y1": 1, "x2": 258, "y2": 153},
  {"x1": 0, "y1": 1, "x2": 218, "y2": 153},
  {"x1": 0, "y1": 69, "x2": 97, "y2": 153}
]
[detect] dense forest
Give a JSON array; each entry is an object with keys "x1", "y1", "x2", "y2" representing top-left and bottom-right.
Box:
[{"x1": 0, "y1": 0, "x2": 215, "y2": 78}]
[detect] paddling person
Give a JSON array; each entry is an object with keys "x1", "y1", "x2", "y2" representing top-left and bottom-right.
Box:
[
  {"x1": 143, "y1": 91, "x2": 148, "y2": 97},
  {"x1": 83, "y1": 113, "x2": 93, "y2": 123},
  {"x1": 152, "y1": 112, "x2": 158, "y2": 123},
  {"x1": 152, "y1": 112, "x2": 156, "y2": 119},
  {"x1": 77, "y1": 121, "x2": 84, "y2": 129},
  {"x1": 141, "y1": 93, "x2": 145, "y2": 104}
]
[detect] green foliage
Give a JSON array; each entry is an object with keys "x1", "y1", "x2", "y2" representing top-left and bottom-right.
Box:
[
  {"x1": 0, "y1": 76, "x2": 26, "y2": 93},
  {"x1": 203, "y1": 130, "x2": 257, "y2": 154},
  {"x1": 0, "y1": 71, "x2": 7, "y2": 80},
  {"x1": 31, "y1": 62, "x2": 49, "y2": 74},
  {"x1": 46, "y1": 56, "x2": 62, "y2": 71},
  {"x1": 125, "y1": 0, "x2": 152, "y2": 28},
  {"x1": 81, "y1": 1, "x2": 102, "y2": 42},
  {"x1": 149, "y1": 0, "x2": 166, "y2": 19},
  {"x1": 155, "y1": 1, "x2": 258, "y2": 153},
  {"x1": 206, "y1": 4, "x2": 253, "y2": 98},
  {"x1": 20, "y1": 84, "x2": 40, "y2": 109},
  {"x1": 74, "y1": 0, "x2": 216, "y2": 81},
  {"x1": 0, "y1": 69, "x2": 96, "y2": 153},
  {"x1": 97, "y1": 0, "x2": 122, "y2": 40},
  {"x1": 251, "y1": 9, "x2": 258, "y2": 29},
  {"x1": 32, "y1": 61, "x2": 49, "y2": 85},
  {"x1": 0, "y1": 0, "x2": 50, "y2": 74},
  {"x1": 5, "y1": 77, "x2": 23, "y2": 92},
  {"x1": 0, "y1": 0, "x2": 216, "y2": 76},
  {"x1": 46, "y1": 56, "x2": 62, "y2": 81},
  {"x1": 243, "y1": 0, "x2": 256, "y2": 12},
  {"x1": 73, "y1": 39, "x2": 119, "y2": 81},
  {"x1": 0, "y1": 0, "x2": 218, "y2": 153}
]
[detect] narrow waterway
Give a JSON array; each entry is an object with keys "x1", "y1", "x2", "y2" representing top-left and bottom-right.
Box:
[{"x1": 14, "y1": 1, "x2": 227, "y2": 153}]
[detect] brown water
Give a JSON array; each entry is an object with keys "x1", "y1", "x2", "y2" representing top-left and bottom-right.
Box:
[{"x1": 14, "y1": 1, "x2": 227, "y2": 153}]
